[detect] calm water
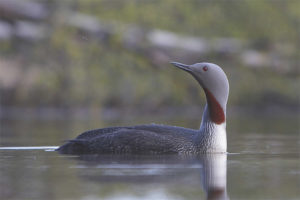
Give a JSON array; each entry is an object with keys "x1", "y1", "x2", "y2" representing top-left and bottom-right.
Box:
[{"x1": 0, "y1": 115, "x2": 299, "y2": 200}]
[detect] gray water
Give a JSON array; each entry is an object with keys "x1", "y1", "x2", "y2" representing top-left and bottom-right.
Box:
[{"x1": 0, "y1": 115, "x2": 299, "y2": 200}]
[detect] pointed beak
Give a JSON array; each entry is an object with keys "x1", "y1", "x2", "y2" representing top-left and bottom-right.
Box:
[{"x1": 170, "y1": 62, "x2": 192, "y2": 73}]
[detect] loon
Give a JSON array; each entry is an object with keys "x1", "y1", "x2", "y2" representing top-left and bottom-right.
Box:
[{"x1": 57, "y1": 62, "x2": 229, "y2": 154}]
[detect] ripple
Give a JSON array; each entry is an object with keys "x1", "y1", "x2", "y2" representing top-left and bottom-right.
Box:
[{"x1": 0, "y1": 146, "x2": 59, "y2": 150}]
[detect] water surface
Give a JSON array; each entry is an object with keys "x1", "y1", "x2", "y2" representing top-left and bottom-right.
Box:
[{"x1": 0, "y1": 117, "x2": 299, "y2": 200}]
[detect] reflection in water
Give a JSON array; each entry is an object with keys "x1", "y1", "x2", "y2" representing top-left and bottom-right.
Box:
[
  {"x1": 69, "y1": 153, "x2": 229, "y2": 200},
  {"x1": 200, "y1": 154, "x2": 228, "y2": 200}
]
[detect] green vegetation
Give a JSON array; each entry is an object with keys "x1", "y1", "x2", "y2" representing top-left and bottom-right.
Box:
[
  {"x1": 78, "y1": 0, "x2": 299, "y2": 42},
  {"x1": 0, "y1": 0, "x2": 299, "y2": 113}
]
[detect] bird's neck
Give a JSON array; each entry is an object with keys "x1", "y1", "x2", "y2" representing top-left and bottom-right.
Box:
[
  {"x1": 199, "y1": 103, "x2": 226, "y2": 129},
  {"x1": 200, "y1": 87, "x2": 227, "y2": 129},
  {"x1": 203, "y1": 88, "x2": 226, "y2": 124},
  {"x1": 196, "y1": 103, "x2": 227, "y2": 152},
  {"x1": 193, "y1": 81, "x2": 228, "y2": 152}
]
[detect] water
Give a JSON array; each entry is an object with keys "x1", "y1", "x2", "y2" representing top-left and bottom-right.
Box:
[{"x1": 0, "y1": 116, "x2": 299, "y2": 200}]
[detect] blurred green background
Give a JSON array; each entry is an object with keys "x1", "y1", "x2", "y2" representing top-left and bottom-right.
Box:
[{"x1": 0, "y1": 0, "x2": 299, "y2": 121}]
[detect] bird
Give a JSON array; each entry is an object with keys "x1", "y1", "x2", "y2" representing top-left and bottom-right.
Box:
[{"x1": 57, "y1": 62, "x2": 229, "y2": 154}]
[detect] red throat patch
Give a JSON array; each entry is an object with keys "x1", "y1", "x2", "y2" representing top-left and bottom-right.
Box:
[{"x1": 204, "y1": 88, "x2": 225, "y2": 124}]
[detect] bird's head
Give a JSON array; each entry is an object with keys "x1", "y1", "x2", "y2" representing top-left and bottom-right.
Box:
[{"x1": 171, "y1": 62, "x2": 229, "y2": 124}]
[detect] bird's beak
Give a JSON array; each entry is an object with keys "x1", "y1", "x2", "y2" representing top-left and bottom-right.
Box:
[{"x1": 170, "y1": 62, "x2": 192, "y2": 73}]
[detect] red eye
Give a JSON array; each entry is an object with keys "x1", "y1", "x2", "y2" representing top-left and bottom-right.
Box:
[{"x1": 203, "y1": 66, "x2": 208, "y2": 71}]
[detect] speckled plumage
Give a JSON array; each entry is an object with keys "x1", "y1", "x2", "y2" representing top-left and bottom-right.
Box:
[
  {"x1": 57, "y1": 62, "x2": 229, "y2": 155},
  {"x1": 57, "y1": 124, "x2": 199, "y2": 154}
]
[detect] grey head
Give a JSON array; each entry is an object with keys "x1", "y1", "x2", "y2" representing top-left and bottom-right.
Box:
[{"x1": 171, "y1": 62, "x2": 229, "y2": 124}]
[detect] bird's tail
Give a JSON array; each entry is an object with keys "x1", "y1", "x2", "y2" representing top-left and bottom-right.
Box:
[{"x1": 56, "y1": 139, "x2": 90, "y2": 154}]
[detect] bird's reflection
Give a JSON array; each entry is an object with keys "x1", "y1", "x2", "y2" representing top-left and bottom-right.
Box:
[
  {"x1": 69, "y1": 153, "x2": 229, "y2": 200},
  {"x1": 199, "y1": 154, "x2": 228, "y2": 200}
]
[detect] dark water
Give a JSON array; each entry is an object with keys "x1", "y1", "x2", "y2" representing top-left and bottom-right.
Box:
[{"x1": 0, "y1": 116, "x2": 299, "y2": 200}]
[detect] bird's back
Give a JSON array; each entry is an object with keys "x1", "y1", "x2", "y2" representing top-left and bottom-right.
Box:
[{"x1": 57, "y1": 124, "x2": 198, "y2": 154}]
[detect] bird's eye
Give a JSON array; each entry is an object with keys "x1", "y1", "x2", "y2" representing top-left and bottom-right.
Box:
[{"x1": 203, "y1": 66, "x2": 208, "y2": 71}]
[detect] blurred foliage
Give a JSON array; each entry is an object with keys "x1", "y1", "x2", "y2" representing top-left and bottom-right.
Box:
[
  {"x1": 78, "y1": 0, "x2": 299, "y2": 43},
  {"x1": 0, "y1": 0, "x2": 299, "y2": 113}
]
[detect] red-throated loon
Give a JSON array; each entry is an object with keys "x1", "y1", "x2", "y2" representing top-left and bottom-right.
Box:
[{"x1": 57, "y1": 62, "x2": 229, "y2": 154}]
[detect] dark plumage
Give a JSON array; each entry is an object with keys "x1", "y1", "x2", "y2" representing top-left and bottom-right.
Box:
[{"x1": 57, "y1": 124, "x2": 198, "y2": 154}]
